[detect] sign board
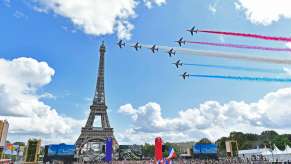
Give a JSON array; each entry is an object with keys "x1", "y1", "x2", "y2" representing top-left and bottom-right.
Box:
[
  {"x1": 47, "y1": 144, "x2": 75, "y2": 156},
  {"x1": 193, "y1": 144, "x2": 217, "y2": 154}
]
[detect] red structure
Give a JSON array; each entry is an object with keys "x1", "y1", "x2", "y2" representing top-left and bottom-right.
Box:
[{"x1": 155, "y1": 137, "x2": 163, "y2": 161}]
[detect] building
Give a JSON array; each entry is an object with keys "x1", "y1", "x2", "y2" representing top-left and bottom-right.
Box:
[
  {"x1": 0, "y1": 120, "x2": 9, "y2": 147},
  {"x1": 43, "y1": 144, "x2": 75, "y2": 163},
  {"x1": 0, "y1": 120, "x2": 9, "y2": 159},
  {"x1": 171, "y1": 141, "x2": 195, "y2": 154},
  {"x1": 23, "y1": 139, "x2": 41, "y2": 163}
]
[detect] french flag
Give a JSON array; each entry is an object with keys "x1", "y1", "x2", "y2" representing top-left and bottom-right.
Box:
[{"x1": 167, "y1": 147, "x2": 177, "y2": 159}]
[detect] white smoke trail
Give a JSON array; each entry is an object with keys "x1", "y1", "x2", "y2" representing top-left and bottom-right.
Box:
[{"x1": 139, "y1": 44, "x2": 291, "y2": 65}]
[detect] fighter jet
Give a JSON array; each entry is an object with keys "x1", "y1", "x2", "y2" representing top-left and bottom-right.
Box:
[
  {"x1": 176, "y1": 37, "x2": 186, "y2": 47},
  {"x1": 168, "y1": 48, "x2": 176, "y2": 57},
  {"x1": 149, "y1": 44, "x2": 159, "y2": 53},
  {"x1": 131, "y1": 42, "x2": 142, "y2": 51},
  {"x1": 187, "y1": 26, "x2": 198, "y2": 36},
  {"x1": 181, "y1": 72, "x2": 190, "y2": 80},
  {"x1": 117, "y1": 40, "x2": 125, "y2": 48},
  {"x1": 172, "y1": 60, "x2": 182, "y2": 68}
]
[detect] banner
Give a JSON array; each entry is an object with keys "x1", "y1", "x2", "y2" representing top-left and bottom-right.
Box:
[
  {"x1": 225, "y1": 141, "x2": 232, "y2": 153},
  {"x1": 105, "y1": 137, "x2": 113, "y2": 162}
]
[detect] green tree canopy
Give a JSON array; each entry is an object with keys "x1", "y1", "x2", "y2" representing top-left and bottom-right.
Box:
[
  {"x1": 13, "y1": 142, "x2": 25, "y2": 146},
  {"x1": 197, "y1": 138, "x2": 212, "y2": 144}
]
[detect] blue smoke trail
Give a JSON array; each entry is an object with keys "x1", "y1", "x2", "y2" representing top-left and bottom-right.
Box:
[
  {"x1": 190, "y1": 74, "x2": 291, "y2": 82},
  {"x1": 184, "y1": 63, "x2": 284, "y2": 74}
]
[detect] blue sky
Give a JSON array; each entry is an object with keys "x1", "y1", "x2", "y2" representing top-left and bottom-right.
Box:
[{"x1": 2, "y1": 0, "x2": 291, "y2": 144}]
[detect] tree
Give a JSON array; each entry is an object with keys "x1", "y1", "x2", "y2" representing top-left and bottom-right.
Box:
[
  {"x1": 261, "y1": 131, "x2": 278, "y2": 140},
  {"x1": 215, "y1": 130, "x2": 291, "y2": 154},
  {"x1": 142, "y1": 143, "x2": 154, "y2": 158},
  {"x1": 271, "y1": 135, "x2": 290, "y2": 150},
  {"x1": 197, "y1": 138, "x2": 212, "y2": 144},
  {"x1": 281, "y1": 134, "x2": 291, "y2": 143},
  {"x1": 162, "y1": 142, "x2": 172, "y2": 157},
  {"x1": 13, "y1": 142, "x2": 25, "y2": 146},
  {"x1": 215, "y1": 137, "x2": 228, "y2": 157}
]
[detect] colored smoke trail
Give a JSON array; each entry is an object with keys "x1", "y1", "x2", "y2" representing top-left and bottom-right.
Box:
[
  {"x1": 159, "y1": 46, "x2": 291, "y2": 65},
  {"x1": 183, "y1": 63, "x2": 284, "y2": 74},
  {"x1": 187, "y1": 41, "x2": 291, "y2": 52},
  {"x1": 198, "y1": 30, "x2": 291, "y2": 42},
  {"x1": 189, "y1": 74, "x2": 291, "y2": 83},
  {"x1": 138, "y1": 44, "x2": 291, "y2": 65}
]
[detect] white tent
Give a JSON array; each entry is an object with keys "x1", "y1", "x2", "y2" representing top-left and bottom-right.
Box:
[
  {"x1": 261, "y1": 148, "x2": 272, "y2": 156},
  {"x1": 238, "y1": 149, "x2": 260, "y2": 155},
  {"x1": 273, "y1": 145, "x2": 284, "y2": 155},
  {"x1": 283, "y1": 145, "x2": 291, "y2": 154},
  {"x1": 239, "y1": 145, "x2": 291, "y2": 162}
]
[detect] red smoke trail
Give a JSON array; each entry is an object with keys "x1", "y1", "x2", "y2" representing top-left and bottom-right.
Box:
[
  {"x1": 187, "y1": 41, "x2": 291, "y2": 52},
  {"x1": 198, "y1": 30, "x2": 291, "y2": 42},
  {"x1": 190, "y1": 74, "x2": 291, "y2": 83}
]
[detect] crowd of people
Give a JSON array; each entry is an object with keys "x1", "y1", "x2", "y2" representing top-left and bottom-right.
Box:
[{"x1": 90, "y1": 157, "x2": 277, "y2": 164}]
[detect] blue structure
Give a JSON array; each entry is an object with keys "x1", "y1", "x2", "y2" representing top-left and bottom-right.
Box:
[
  {"x1": 47, "y1": 144, "x2": 75, "y2": 156},
  {"x1": 193, "y1": 144, "x2": 218, "y2": 159},
  {"x1": 44, "y1": 144, "x2": 75, "y2": 163},
  {"x1": 105, "y1": 137, "x2": 113, "y2": 162}
]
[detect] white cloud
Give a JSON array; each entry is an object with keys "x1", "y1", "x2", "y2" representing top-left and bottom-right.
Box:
[
  {"x1": 119, "y1": 87, "x2": 291, "y2": 144},
  {"x1": 39, "y1": 92, "x2": 56, "y2": 99},
  {"x1": 235, "y1": 0, "x2": 291, "y2": 25},
  {"x1": 143, "y1": 0, "x2": 166, "y2": 9},
  {"x1": 116, "y1": 20, "x2": 135, "y2": 40},
  {"x1": 208, "y1": 0, "x2": 220, "y2": 15},
  {"x1": 0, "y1": 57, "x2": 82, "y2": 144},
  {"x1": 208, "y1": 4, "x2": 217, "y2": 14},
  {"x1": 13, "y1": 10, "x2": 28, "y2": 19},
  {"x1": 29, "y1": 0, "x2": 167, "y2": 40},
  {"x1": 2, "y1": 0, "x2": 11, "y2": 7},
  {"x1": 234, "y1": 2, "x2": 242, "y2": 10}
]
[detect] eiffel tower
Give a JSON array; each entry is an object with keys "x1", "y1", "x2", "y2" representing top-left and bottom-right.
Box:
[{"x1": 75, "y1": 42, "x2": 115, "y2": 150}]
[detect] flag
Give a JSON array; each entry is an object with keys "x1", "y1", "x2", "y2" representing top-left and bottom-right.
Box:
[{"x1": 167, "y1": 147, "x2": 177, "y2": 159}]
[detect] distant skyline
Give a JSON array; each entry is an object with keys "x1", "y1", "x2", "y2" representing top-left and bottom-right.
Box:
[{"x1": 1, "y1": 0, "x2": 291, "y2": 145}]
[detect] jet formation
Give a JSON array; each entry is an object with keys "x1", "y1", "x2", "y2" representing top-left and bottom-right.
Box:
[{"x1": 116, "y1": 26, "x2": 196, "y2": 79}]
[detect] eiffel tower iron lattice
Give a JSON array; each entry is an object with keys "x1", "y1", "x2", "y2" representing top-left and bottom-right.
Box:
[{"x1": 75, "y1": 42, "x2": 116, "y2": 149}]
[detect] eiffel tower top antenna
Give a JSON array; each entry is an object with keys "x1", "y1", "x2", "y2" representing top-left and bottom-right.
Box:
[{"x1": 93, "y1": 41, "x2": 106, "y2": 105}]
